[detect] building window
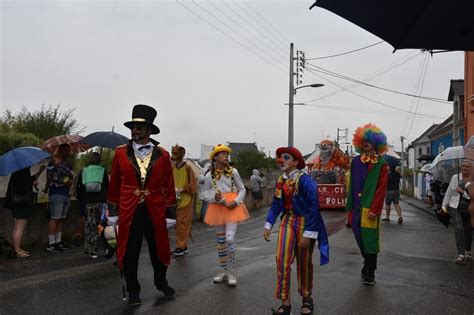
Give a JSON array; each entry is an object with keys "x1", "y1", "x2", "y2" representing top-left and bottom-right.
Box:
[
  {"x1": 419, "y1": 148, "x2": 422, "y2": 156},
  {"x1": 426, "y1": 147, "x2": 430, "y2": 154}
]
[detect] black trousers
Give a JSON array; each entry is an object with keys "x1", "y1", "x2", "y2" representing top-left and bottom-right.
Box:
[
  {"x1": 123, "y1": 203, "x2": 168, "y2": 293},
  {"x1": 361, "y1": 253, "x2": 377, "y2": 276}
]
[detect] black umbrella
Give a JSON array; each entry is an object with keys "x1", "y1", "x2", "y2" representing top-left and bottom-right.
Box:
[
  {"x1": 382, "y1": 155, "x2": 400, "y2": 168},
  {"x1": 81, "y1": 131, "x2": 129, "y2": 149},
  {"x1": 310, "y1": 0, "x2": 474, "y2": 51}
]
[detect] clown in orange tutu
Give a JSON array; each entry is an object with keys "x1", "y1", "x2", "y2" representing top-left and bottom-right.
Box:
[{"x1": 202, "y1": 144, "x2": 249, "y2": 287}]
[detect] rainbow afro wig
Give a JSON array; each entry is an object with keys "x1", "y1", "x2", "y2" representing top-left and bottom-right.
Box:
[{"x1": 352, "y1": 123, "x2": 388, "y2": 155}]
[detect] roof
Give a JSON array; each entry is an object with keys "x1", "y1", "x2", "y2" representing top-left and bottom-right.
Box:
[
  {"x1": 227, "y1": 142, "x2": 258, "y2": 158},
  {"x1": 428, "y1": 114, "x2": 454, "y2": 139},
  {"x1": 417, "y1": 154, "x2": 435, "y2": 161},
  {"x1": 411, "y1": 124, "x2": 439, "y2": 145},
  {"x1": 448, "y1": 79, "x2": 464, "y2": 101}
]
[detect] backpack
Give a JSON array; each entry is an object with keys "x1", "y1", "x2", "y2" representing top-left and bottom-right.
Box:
[{"x1": 82, "y1": 165, "x2": 105, "y2": 193}]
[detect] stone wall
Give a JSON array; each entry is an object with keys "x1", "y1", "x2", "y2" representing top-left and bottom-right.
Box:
[{"x1": 0, "y1": 181, "x2": 276, "y2": 246}]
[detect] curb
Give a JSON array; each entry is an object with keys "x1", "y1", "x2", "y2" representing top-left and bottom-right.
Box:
[{"x1": 400, "y1": 196, "x2": 437, "y2": 217}]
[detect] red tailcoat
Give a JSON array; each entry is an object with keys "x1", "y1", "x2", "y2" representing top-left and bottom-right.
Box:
[{"x1": 108, "y1": 142, "x2": 176, "y2": 270}]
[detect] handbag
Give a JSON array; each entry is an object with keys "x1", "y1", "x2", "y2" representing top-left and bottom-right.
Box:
[
  {"x1": 436, "y1": 209, "x2": 450, "y2": 228},
  {"x1": 457, "y1": 195, "x2": 470, "y2": 214}
]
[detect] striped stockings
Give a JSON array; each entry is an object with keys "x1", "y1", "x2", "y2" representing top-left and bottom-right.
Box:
[
  {"x1": 215, "y1": 223, "x2": 238, "y2": 272},
  {"x1": 275, "y1": 214, "x2": 315, "y2": 300}
]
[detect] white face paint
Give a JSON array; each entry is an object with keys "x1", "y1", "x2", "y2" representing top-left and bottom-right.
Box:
[{"x1": 278, "y1": 153, "x2": 298, "y2": 172}]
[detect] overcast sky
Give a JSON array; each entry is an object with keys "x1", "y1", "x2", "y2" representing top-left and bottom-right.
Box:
[{"x1": 1, "y1": 0, "x2": 463, "y2": 158}]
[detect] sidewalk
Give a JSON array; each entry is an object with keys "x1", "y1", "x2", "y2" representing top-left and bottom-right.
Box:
[{"x1": 401, "y1": 195, "x2": 439, "y2": 217}]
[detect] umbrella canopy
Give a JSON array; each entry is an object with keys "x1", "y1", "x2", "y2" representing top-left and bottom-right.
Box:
[
  {"x1": 465, "y1": 136, "x2": 474, "y2": 161},
  {"x1": 310, "y1": 0, "x2": 474, "y2": 51},
  {"x1": 420, "y1": 163, "x2": 432, "y2": 173},
  {"x1": 382, "y1": 154, "x2": 400, "y2": 168},
  {"x1": 81, "y1": 131, "x2": 129, "y2": 149},
  {"x1": 41, "y1": 135, "x2": 90, "y2": 154},
  {"x1": 0, "y1": 146, "x2": 50, "y2": 176},
  {"x1": 430, "y1": 146, "x2": 465, "y2": 183}
]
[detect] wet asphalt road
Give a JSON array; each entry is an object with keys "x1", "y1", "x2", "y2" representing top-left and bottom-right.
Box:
[{"x1": 1, "y1": 201, "x2": 473, "y2": 314}]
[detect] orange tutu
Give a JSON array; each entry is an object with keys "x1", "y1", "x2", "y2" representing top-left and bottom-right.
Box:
[{"x1": 204, "y1": 192, "x2": 250, "y2": 226}]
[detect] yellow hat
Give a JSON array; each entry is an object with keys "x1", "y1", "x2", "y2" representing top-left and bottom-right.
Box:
[{"x1": 209, "y1": 144, "x2": 232, "y2": 160}]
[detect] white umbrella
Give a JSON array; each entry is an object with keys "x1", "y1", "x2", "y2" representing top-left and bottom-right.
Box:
[
  {"x1": 430, "y1": 146, "x2": 465, "y2": 183},
  {"x1": 420, "y1": 163, "x2": 432, "y2": 173}
]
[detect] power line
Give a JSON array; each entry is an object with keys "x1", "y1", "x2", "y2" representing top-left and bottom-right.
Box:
[
  {"x1": 305, "y1": 61, "x2": 449, "y2": 103},
  {"x1": 208, "y1": 1, "x2": 287, "y2": 61},
  {"x1": 231, "y1": 0, "x2": 289, "y2": 50},
  {"x1": 192, "y1": 1, "x2": 286, "y2": 65},
  {"x1": 402, "y1": 53, "x2": 428, "y2": 134},
  {"x1": 176, "y1": 0, "x2": 286, "y2": 73},
  {"x1": 304, "y1": 67, "x2": 443, "y2": 119},
  {"x1": 295, "y1": 102, "x2": 445, "y2": 119},
  {"x1": 405, "y1": 55, "x2": 430, "y2": 137},
  {"x1": 242, "y1": 0, "x2": 291, "y2": 44},
  {"x1": 306, "y1": 41, "x2": 385, "y2": 60},
  {"x1": 306, "y1": 51, "x2": 421, "y2": 103}
]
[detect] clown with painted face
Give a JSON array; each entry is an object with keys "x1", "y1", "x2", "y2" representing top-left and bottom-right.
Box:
[
  {"x1": 202, "y1": 144, "x2": 249, "y2": 287},
  {"x1": 170, "y1": 144, "x2": 197, "y2": 257},
  {"x1": 264, "y1": 147, "x2": 329, "y2": 315},
  {"x1": 346, "y1": 123, "x2": 389, "y2": 286}
]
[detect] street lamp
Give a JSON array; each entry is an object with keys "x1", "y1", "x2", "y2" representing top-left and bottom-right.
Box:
[
  {"x1": 288, "y1": 83, "x2": 324, "y2": 147},
  {"x1": 294, "y1": 83, "x2": 325, "y2": 94}
]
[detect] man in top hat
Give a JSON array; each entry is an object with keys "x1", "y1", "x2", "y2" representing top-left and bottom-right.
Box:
[
  {"x1": 264, "y1": 147, "x2": 329, "y2": 315},
  {"x1": 108, "y1": 104, "x2": 176, "y2": 306},
  {"x1": 346, "y1": 123, "x2": 389, "y2": 286}
]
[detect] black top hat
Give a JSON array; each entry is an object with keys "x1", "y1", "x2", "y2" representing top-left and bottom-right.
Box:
[{"x1": 124, "y1": 104, "x2": 160, "y2": 135}]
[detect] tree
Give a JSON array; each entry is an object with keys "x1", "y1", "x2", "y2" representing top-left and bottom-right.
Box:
[
  {"x1": 0, "y1": 104, "x2": 81, "y2": 141},
  {"x1": 0, "y1": 131, "x2": 41, "y2": 155},
  {"x1": 232, "y1": 149, "x2": 277, "y2": 178}
]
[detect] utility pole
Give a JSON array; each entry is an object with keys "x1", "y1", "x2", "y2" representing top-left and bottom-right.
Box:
[
  {"x1": 288, "y1": 42, "x2": 295, "y2": 147},
  {"x1": 336, "y1": 128, "x2": 349, "y2": 148},
  {"x1": 400, "y1": 136, "x2": 405, "y2": 190}
]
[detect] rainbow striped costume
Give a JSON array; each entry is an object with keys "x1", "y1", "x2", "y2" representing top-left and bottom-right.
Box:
[{"x1": 265, "y1": 170, "x2": 329, "y2": 300}]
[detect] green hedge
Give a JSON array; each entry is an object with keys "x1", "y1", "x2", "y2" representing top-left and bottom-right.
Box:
[{"x1": 0, "y1": 131, "x2": 41, "y2": 155}]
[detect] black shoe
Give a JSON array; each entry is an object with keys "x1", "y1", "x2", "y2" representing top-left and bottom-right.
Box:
[
  {"x1": 156, "y1": 283, "x2": 176, "y2": 298},
  {"x1": 183, "y1": 247, "x2": 189, "y2": 254},
  {"x1": 57, "y1": 242, "x2": 71, "y2": 250},
  {"x1": 46, "y1": 244, "x2": 62, "y2": 253},
  {"x1": 363, "y1": 275, "x2": 376, "y2": 285},
  {"x1": 172, "y1": 248, "x2": 185, "y2": 257},
  {"x1": 105, "y1": 248, "x2": 116, "y2": 259},
  {"x1": 128, "y1": 292, "x2": 141, "y2": 306},
  {"x1": 73, "y1": 236, "x2": 82, "y2": 247}
]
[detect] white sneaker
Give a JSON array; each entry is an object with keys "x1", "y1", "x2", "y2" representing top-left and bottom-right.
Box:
[
  {"x1": 227, "y1": 273, "x2": 237, "y2": 286},
  {"x1": 213, "y1": 271, "x2": 227, "y2": 283}
]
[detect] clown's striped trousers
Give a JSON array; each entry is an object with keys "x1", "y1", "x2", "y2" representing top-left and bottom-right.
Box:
[{"x1": 275, "y1": 214, "x2": 315, "y2": 300}]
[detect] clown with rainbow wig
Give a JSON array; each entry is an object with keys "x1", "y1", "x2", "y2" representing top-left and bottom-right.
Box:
[{"x1": 346, "y1": 123, "x2": 389, "y2": 286}]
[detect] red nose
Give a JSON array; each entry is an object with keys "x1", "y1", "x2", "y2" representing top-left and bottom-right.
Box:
[{"x1": 276, "y1": 158, "x2": 285, "y2": 164}]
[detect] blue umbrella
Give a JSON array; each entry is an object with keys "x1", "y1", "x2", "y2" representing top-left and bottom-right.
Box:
[
  {"x1": 81, "y1": 131, "x2": 129, "y2": 149},
  {"x1": 382, "y1": 155, "x2": 401, "y2": 168},
  {"x1": 0, "y1": 147, "x2": 50, "y2": 176}
]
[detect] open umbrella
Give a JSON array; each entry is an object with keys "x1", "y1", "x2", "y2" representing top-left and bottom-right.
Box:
[
  {"x1": 420, "y1": 163, "x2": 432, "y2": 173},
  {"x1": 310, "y1": 0, "x2": 474, "y2": 51},
  {"x1": 465, "y1": 136, "x2": 474, "y2": 161},
  {"x1": 81, "y1": 131, "x2": 129, "y2": 149},
  {"x1": 382, "y1": 155, "x2": 400, "y2": 168},
  {"x1": 0, "y1": 147, "x2": 50, "y2": 176},
  {"x1": 41, "y1": 134, "x2": 90, "y2": 154},
  {"x1": 429, "y1": 146, "x2": 465, "y2": 183}
]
